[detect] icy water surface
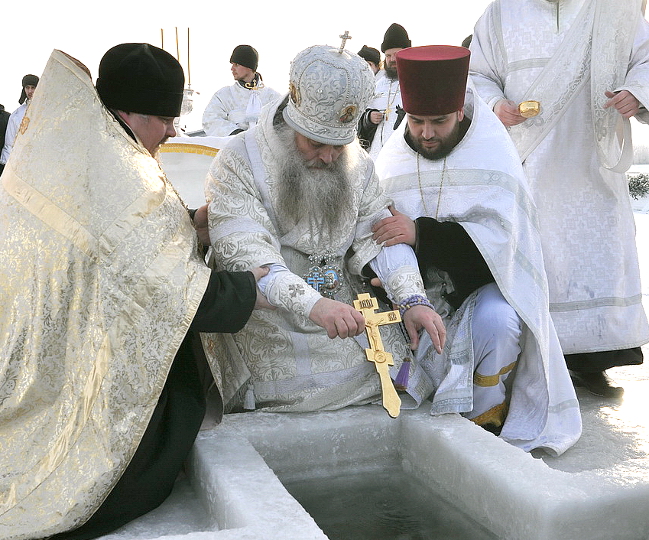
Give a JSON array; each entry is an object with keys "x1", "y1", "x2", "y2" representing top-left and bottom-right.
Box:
[{"x1": 284, "y1": 468, "x2": 498, "y2": 540}]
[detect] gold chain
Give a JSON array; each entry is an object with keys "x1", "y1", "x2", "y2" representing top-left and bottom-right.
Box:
[
  {"x1": 384, "y1": 79, "x2": 399, "y2": 121},
  {"x1": 416, "y1": 153, "x2": 446, "y2": 220}
]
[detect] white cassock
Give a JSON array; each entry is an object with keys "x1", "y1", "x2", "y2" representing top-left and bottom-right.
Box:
[
  {"x1": 376, "y1": 87, "x2": 581, "y2": 456},
  {"x1": 204, "y1": 99, "x2": 436, "y2": 413},
  {"x1": 1, "y1": 101, "x2": 28, "y2": 164},
  {"x1": 469, "y1": 0, "x2": 649, "y2": 356},
  {"x1": 202, "y1": 80, "x2": 281, "y2": 137},
  {"x1": 367, "y1": 71, "x2": 403, "y2": 160}
]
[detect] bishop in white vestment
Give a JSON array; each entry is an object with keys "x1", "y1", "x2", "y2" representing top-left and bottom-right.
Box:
[
  {"x1": 469, "y1": 0, "x2": 649, "y2": 396},
  {"x1": 205, "y1": 45, "x2": 446, "y2": 414}
]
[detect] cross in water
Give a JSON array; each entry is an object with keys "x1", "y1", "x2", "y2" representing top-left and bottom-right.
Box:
[{"x1": 338, "y1": 30, "x2": 352, "y2": 54}]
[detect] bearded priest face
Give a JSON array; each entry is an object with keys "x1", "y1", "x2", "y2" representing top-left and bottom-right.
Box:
[
  {"x1": 384, "y1": 47, "x2": 404, "y2": 80},
  {"x1": 405, "y1": 110, "x2": 465, "y2": 161},
  {"x1": 273, "y1": 120, "x2": 356, "y2": 237},
  {"x1": 271, "y1": 45, "x2": 374, "y2": 236},
  {"x1": 293, "y1": 132, "x2": 345, "y2": 168}
]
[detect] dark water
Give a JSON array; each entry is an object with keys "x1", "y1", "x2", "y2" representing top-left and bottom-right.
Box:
[{"x1": 283, "y1": 469, "x2": 498, "y2": 540}]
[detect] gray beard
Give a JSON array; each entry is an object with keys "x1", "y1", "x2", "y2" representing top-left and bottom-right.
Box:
[{"x1": 274, "y1": 125, "x2": 355, "y2": 238}]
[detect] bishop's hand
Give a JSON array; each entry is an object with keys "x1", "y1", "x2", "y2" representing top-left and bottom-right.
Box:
[
  {"x1": 309, "y1": 297, "x2": 366, "y2": 339},
  {"x1": 402, "y1": 304, "x2": 446, "y2": 354},
  {"x1": 368, "y1": 276, "x2": 446, "y2": 354}
]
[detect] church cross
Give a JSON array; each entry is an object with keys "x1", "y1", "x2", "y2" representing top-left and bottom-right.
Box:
[
  {"x1": 338, "y1": 31, "x2": 352, "y2": 54},
  {"x1": 353, "y1": 293, "x2": 402, "y2": 418}
]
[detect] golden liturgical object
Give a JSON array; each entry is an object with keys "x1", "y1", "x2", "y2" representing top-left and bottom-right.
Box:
[
  {"x1": 353, "y1": 293, "x2": 402, "y2": 417},
  {"x1": 519, "y1": 100, "x2": 540, "y2": 118}
]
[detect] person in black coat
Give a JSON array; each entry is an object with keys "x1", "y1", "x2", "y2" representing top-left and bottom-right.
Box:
[{"x1": 0, "y1": 104, "x2": 10, "y2": 175}]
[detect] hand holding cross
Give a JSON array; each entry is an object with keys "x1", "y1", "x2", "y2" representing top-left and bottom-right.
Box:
[{"x1": 353, "y1": 293, "x2": 402, "y2": 418}]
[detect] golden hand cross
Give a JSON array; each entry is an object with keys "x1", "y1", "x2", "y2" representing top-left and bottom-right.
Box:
[{"x1": 353, "y1": 293, "x2": 402, "y2": 418}]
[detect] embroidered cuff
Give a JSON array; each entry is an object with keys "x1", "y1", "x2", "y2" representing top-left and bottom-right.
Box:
[{"x1": 262, "y1": 263, "x2": 323, "y2": 318}]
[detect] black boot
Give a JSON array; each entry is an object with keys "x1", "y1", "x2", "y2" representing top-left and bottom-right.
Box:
[{"x1": 570, "y1": 370, "x2": 624, "y2": 398}]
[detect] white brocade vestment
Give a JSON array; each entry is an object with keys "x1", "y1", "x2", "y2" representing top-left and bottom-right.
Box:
[
  {"x1": 469, "y1": 0, "x2": 649, "y2": 355},
  {"x1": 202, "y1": 80, "x2": 281, "y2": 137},
  {"x1": 375, "y1": 88, "x2": 581, "y2": 455},
  {"x1": 205, "y1": 101, "x2": 435, "y2": 413}
]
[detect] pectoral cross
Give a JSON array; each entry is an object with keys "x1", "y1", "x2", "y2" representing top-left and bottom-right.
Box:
[
  {"x1": 338, "y1": 31, "x2": 352, "y2": 54},
  {"x1": 305, "y1": 269, "x2": 326, "y2": 293},
  {"x1": 353, "y1": 293, "x2": 402, "y2": 418}
]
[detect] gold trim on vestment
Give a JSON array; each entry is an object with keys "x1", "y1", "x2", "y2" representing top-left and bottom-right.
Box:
[
  {"x1": 471, "y1": 402, "x2": 509, "y2": 428},
  {"x1": 3, "y1": 172, "x2": 97, "y2": 257},
  {"x1": 473, "y1": 360, "x2": 517, "y2": 387},
  {"x1": 160, "y1": 143, "x2": 219, "y2": 157}
]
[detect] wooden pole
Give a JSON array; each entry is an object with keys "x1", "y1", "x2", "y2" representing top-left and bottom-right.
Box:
[
  {"x1": 187, "y1": 28, "x2": 191, "y2": 86},
  {"x1": 175, "y1": 27, "x2": 180, "y2": 61}
]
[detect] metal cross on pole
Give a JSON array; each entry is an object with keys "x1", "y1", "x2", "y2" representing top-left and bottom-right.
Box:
[
  {"x1": 353, "y1": 293, "x2": 402, "y2": 418},
  {"x1": 338, "y1": 30, "x2": 352, "y2": 54}
]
